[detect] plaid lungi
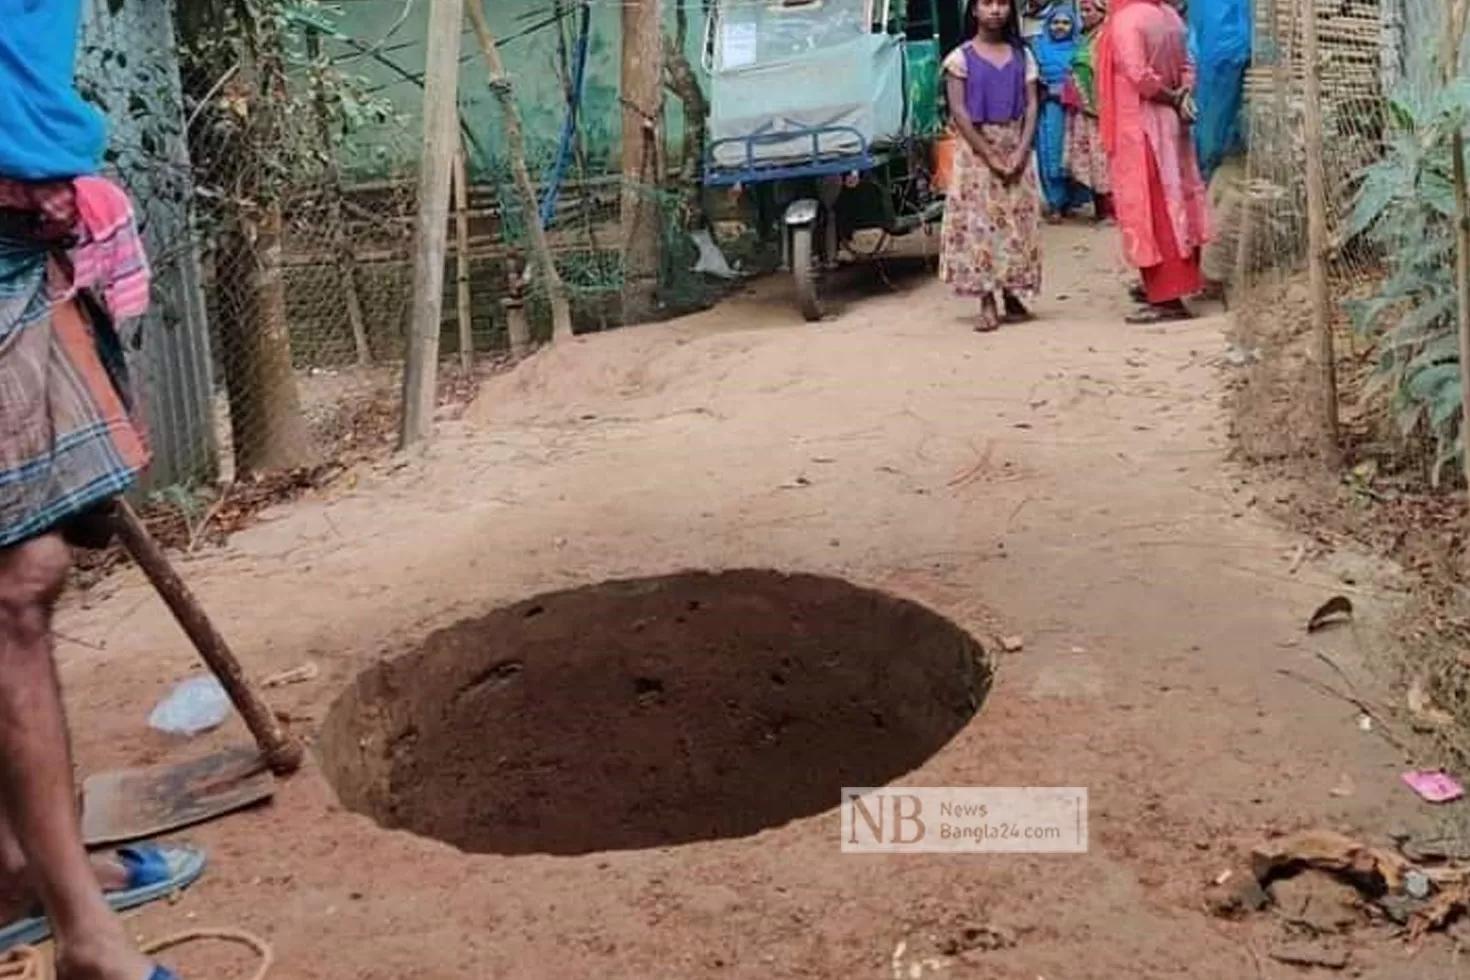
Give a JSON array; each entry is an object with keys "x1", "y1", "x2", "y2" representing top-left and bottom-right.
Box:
[{"x1": 0, "y1": 238, "x2": 149, "y2": 549}]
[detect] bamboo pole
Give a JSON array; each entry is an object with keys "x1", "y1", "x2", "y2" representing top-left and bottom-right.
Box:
[
  {"x1": 1441, "y1": 0, "x2": 1470, "y2": 490},
  {"x1": 465, "y1": 0, "x2": 575, "y2": 343},
  {"x1": 400, "y1": 0, "x2": 464, "y2": 448},
  {"x1": 1299, "y1": 0, "x2": 1341, "y2": 463},
  {"x1": 453, "y1": 144, "x2": 474, "y2": 370}
]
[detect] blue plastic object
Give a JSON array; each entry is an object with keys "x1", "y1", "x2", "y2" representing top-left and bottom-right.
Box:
[
  {"x1": 1187, "y1": 0, "x2": 1252, "y2": 180},
  {"x1": 538, "y1": 1, "x2": 592, "y2": 229}
]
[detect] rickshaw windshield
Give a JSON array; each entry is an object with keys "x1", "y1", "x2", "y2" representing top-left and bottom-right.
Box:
[{"x1": 713, "y1": 0, "x2": 876, "y2": 71}]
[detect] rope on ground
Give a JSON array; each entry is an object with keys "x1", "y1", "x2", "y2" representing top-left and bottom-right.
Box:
[
  {"x1": 143, "y1": 927, "x2": 274, "y2": 980},
  {"x1": 0, "y1": 946, "x2": 47, "y2": 980},
  {"x1": 0, "y1": 927, "x2": 274, "y2": 980}
]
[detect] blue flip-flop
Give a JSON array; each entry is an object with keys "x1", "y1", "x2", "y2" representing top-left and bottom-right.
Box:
[
  {"x1": 0, "y1": 843, "x2": 206, "y2": 951},
  {"x1": 149, "y1": 967, "x2": 181, "y2": 980}
]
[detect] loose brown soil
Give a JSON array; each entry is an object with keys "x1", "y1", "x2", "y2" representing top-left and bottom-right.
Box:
[
  {"x1": 320, "y1": 569, "x2": 988, "y2": 856},
  {"x1": 49, "y1": 225, "x2": 1469, "y2": 979}
]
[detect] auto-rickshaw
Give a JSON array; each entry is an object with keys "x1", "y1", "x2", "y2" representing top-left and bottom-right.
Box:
[{"x1": 702, "y1": 0, "x2": 967, "y2": 320}]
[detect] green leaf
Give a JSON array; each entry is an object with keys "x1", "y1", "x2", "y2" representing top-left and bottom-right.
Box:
[
  {"x1": 1431, "y1": 377, "x2": 1464, "y2": 426},
  {"x1": 1407, "y1": 332, "x2": 1462, "y2": 372},
  {"x1": 1386, "y1": 292, "x2": 1458, "y2": 348},
  {"x1": 1432, "y1": 76, "x2": 1470, "y2": 128},
  {"x1": 1407, "y1": 361, "x2": 1462, "y2": 400},
  {"x1": 1348, "y1": 166, "x2": 1400, "y2": 237},
  {"x1": 1345, "y1": 295, "x2": 1398, "y2": 335},
  {"x1": 1432, "y1": 431, "x2": 1464, "y2": 487},
  {"x1": 1420, "y1": 169, "x2": 1459, "y2": 218},
  {"x1": 1387, "y1": 99, "x2": 1413, "y2": 132},
  {"x1": 1395, "y1": 399, "x2": 1424, "y2": 437}
]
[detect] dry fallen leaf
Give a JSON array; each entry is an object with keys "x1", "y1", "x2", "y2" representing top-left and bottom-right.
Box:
[
  {"x1": 1409, "y1": 883, "x2": 1469, "y2": 941},
  {"x1": 1307, "y1": 595, "x2": 1353, "y2": 633},
  {"x1": 1407, "y1": 678, "x2": 1455, "y2": 730},
  {"x1": 1251, "y1": 829, "x2": 1407, "y2": 892}
]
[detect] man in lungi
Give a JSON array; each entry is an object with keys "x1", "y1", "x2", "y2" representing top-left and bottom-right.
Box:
[{"x1": 1, "y1": 2, "x2": 200, "y2": 977}]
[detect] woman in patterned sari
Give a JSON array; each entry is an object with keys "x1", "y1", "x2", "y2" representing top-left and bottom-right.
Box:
[{"x1": 1061, "y1": 0, "x2": 1111, "y2": 219}]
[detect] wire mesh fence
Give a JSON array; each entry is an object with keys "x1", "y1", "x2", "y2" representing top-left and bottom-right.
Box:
[
  {"x1": 1230, "y1": 0, "x2": 1459, "y2": 475},
  {"x1": 74, "y1": 0, "x2": 743, "y2": 497}
]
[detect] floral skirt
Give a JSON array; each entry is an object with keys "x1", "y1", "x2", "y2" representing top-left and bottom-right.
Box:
[
  {"x1": 1064, "y1": 112, "x2": 1110, "y2": 194},
  {"x1": 938, "y1": 122, "x2": 1042, "y2": 300}
]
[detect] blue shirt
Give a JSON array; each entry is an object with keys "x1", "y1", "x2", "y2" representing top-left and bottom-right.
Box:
[{"x1": 0, "y1": 0, "x2": 105, "y2": 180}]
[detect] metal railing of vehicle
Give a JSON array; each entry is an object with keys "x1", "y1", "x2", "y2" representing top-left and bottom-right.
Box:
[{"x1": 704, "y1": 123, "x2": 874, "y2": 187}]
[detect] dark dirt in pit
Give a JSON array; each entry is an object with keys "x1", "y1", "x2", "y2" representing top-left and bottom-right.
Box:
[{"x1": 318, "y1": 568, "x2": 991, "y2": 856}]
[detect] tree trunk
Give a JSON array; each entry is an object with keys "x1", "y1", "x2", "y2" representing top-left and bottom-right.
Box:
[
  {"x1": 465, "y1": 0, "x2": 574, "y2": 343},
  {"x1": 664, "y1": 0, "x2": 708, "y2": 230},
  {"x1": 621, "y1": 0, "x2": 665, "y2": 323},
  {"x1": 217, "y1": 36, "x2": 311, "y2": 474}
]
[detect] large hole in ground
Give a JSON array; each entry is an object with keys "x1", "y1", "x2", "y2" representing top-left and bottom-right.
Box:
[{"x1": 318, "y1": 569, "x2": 990, "y2": 856}]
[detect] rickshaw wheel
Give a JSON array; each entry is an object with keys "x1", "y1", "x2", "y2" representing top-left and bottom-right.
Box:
[{"x1": 790, "y1": 225, "x2": 823, "y2": 322}]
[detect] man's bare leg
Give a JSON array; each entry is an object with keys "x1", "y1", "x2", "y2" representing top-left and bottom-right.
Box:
[
  {"x1": 0, "y1": 533, "x2": 151, "y2": 980},
  {"x1": 0, "y1": 806, "x2": 134, "y2": 912}
]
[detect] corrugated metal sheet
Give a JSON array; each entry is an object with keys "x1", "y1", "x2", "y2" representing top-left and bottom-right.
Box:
[{"x1": 79, "y1": 0, "x2": 219, "y2": 488}]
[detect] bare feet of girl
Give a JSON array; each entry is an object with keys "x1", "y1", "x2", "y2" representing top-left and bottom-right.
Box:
[{"x1": 974, "y1": 296, "x2": 1002, "y2": 332}]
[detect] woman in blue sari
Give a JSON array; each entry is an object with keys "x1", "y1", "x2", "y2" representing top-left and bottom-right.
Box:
[{"x1": 1030, "y1": 4, "x2": 1090, "y2": 219}]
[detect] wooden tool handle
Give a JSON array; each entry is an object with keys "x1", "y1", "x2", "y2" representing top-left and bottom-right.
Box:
[{"x1": 112, "y1": 501, "x2": 304, "y2": 776}]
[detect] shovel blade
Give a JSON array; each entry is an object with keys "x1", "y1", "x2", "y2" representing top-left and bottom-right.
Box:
[{"x1": 82, "y1": 745, "x2": 275, "y2": 848}]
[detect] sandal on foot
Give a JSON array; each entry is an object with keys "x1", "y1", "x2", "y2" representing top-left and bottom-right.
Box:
[
  {"x1": 0, "y1": 844, "x2": 207, "y2": 952},
  {"x1": 1127, "y1": 283, "x2": 1148, "y2": 303},
  {"x1": 1124, "y1": 303, "x2": 1193, "y2": 325},
  {"x1": 150, "y1": 968, "x2": 182, "y2": 980},
  {"x1": 973, "y1": 311, "x2": 1001, "y2": 333},
  {"x1": 1002, "y1": 295, "x2": 1035, "y2": 323}
]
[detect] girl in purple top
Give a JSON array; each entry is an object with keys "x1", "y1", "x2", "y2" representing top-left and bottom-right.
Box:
[{"x1": 939, "y1": 0, "x2": 1044, "y2": 332}]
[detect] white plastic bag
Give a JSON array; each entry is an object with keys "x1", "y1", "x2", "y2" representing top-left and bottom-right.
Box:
[{"x1": 148, "y1": 676, "x2": 230, "y2": 736}]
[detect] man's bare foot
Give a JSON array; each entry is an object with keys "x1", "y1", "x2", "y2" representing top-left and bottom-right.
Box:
[
  {"x1": 0, "y1": 852, "x2": 141, "y2": 940},
  {"x1": 0, "y1": 852, "x2": 133, "y2": 919},
  {"x1": 55, "y1": 919, "x2": 156, "y2": 980}
]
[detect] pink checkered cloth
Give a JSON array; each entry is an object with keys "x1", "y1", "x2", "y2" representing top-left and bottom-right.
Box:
[{"x1": 0, "y1": 175, "x2": 150, "y2": 320}]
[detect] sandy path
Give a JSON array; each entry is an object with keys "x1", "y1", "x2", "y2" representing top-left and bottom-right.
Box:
[{"x1": 53, "y1": 224, "x2": 1455, "y2": 978}]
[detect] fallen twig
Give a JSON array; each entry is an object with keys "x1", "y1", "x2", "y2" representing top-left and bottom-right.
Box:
[{"x1": 1276, "y1": 667, "x2": 1413, "y2": 754}]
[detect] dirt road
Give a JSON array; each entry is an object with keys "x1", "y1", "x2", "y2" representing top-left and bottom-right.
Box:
[{"x1": 56, "y1": 224, "x2": 1460, "y2": 978}]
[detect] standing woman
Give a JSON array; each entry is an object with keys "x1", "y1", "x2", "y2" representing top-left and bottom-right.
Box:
[
  {"x1": 1032, "y1": 4, "x2": 1090, "y2": 220},
  {"x1": 939, "y1": 0, "x2": 1044, "y2": 333},
  {"x1": 1062, "y1": 0, "x2": 1112, "y2": 219},
  {"x1": 1097, "y1": 0, "x2": 1211, "y2": 322}
]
